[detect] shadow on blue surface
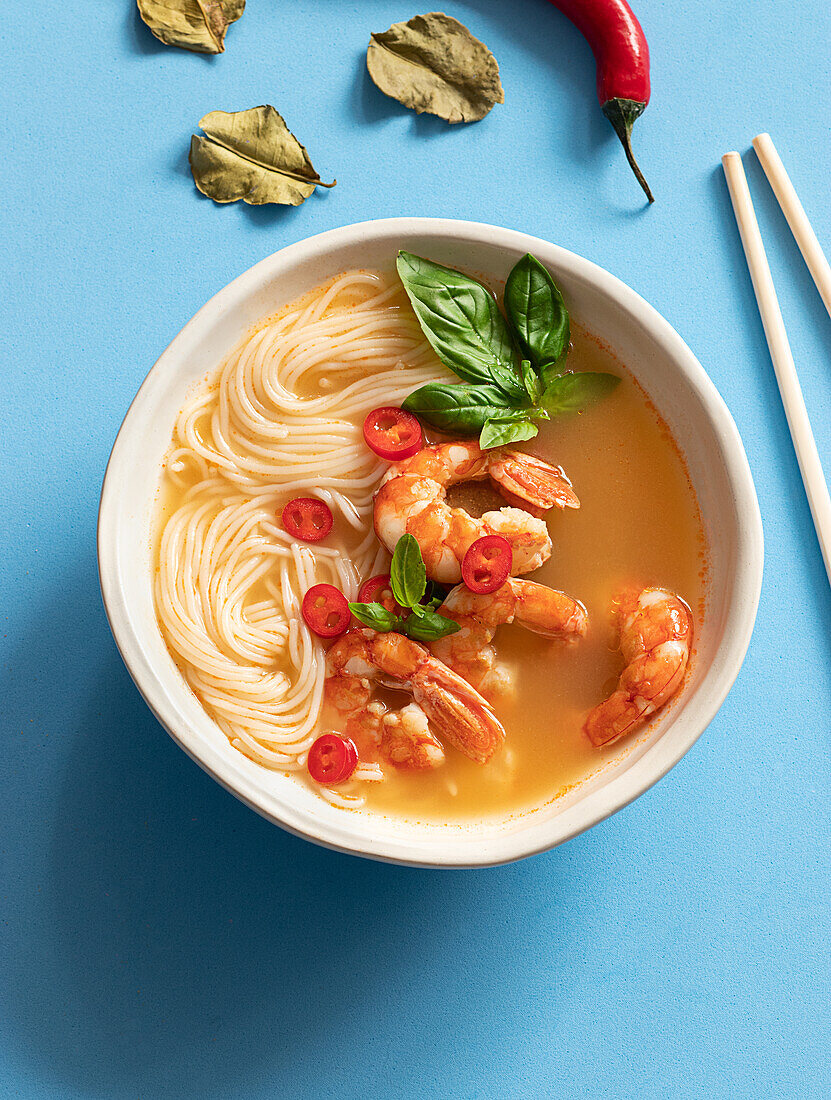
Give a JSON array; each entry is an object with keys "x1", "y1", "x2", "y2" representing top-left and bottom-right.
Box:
[
  {"x1": 127, "y1": 5, "x2": 178, "y2": 58},
  {"x1": 2, "y1": 552, "x2": 597, "y2": 1098},
  {"x1": 127, "y1": 4, "x2": 224, "y2": 61},
  {"x1": 353, "y1": 52, "x2": 415, "y2": 126},
  {"x1": 241, "y1": 193, "x2": 330, "y2": 230}
]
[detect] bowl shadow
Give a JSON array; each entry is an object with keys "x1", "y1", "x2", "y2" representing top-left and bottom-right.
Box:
[
  {"x1": 2, "y1": 552, "x2": 597, "y2": 1098},
  {"x1": 126, "y1": 4, "x2": 223, "y2": 61}
]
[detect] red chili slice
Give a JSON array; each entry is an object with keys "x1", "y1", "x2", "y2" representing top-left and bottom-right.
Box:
[
  {"x1": 307, "y1": 733, "x2": 359, "y2": 785},
  {"x1": 462, "y1": 535, "x2": 513, "y2": 594},
  {"x1": 301, "y1": 584, "x2": 351, "y2": 638},
  {"x1": 363, "y1": 406, "x2": 423, "y2": 461},
  {"x1": 357, "y1": 574, "x2": 401, "y2": 614},
  {"x1": 281, "y1": 497, "x2": 333, "y2": 542}
]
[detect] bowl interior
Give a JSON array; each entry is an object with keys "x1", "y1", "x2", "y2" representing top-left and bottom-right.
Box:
[{"x1": 98, "y1": 219, "x2": 762, "y2": 866}]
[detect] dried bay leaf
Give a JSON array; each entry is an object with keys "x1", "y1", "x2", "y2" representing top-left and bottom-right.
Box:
[
  {"x1": 137, "y1": 0, "x2": 245, "y2": 55},
  {"x1": 189, "y1": 106, "x2": 336, "y2": 206},
  {"x1": 367, "y1": 12, "x2": 504, "y2": 123}
]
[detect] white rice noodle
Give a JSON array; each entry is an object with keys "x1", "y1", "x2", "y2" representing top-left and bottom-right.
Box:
[{"x1": 155, "y1": 271, "x2": 451, "y2": 806}]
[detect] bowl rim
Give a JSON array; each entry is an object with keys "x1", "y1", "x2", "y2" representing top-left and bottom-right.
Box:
[{"x1": 98, "y1": 217, "x2": 764, "y2": 867}]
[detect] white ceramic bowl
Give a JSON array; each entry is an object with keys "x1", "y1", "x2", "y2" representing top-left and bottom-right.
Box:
[{"x1": 98, "y1": 218, "x2": 763, "y2": 867}]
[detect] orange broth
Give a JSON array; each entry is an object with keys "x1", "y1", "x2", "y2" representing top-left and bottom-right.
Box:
[{"x1": 356, "y1": 323, "x2": 707, "y2": 821}]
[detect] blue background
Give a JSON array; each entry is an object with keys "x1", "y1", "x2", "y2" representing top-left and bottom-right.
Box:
[{"x1": 2, "y1": 2, "x2": 829, "y2": 1096}]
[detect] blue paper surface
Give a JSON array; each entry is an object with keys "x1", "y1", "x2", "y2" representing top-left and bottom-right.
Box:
[{"x1": 1, "y1": 2, "x2": 829, "y2": 1096}]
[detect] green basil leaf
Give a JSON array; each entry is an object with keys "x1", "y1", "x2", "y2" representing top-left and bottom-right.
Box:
[
  {"x1": 137, "y1": 0, "x2": 245, "y2": 54},
  {"x1": 348, "y1": 602, "x2": 400, "y2": 631},
  {"x1": 366, "y1": 12, "x2": 504, "y2": 124},
  {"x1": 479, "y1": 417, "x2": 539, "y2": 450},
  {"x1": 541, "y1": 372, "x2": 621, "y2": 415},
  {"x1": 390, "y1": 533, "x2": 426, "y2": 609},
  {"x1": 520, "y1": 359, "x2": 541, "y2": 403},
  {"x1": 397, "y1": 252, "x2": 525, "y2": 402},
  {"x1": 402, "y1": 382, "x2": 516, "y2": 435},
  {"x1": 505, "y1": 254, "x2": 570, "y2": 374},
  {"x1": 402, "y1": 609, "x2": 461, "y2": 642}
]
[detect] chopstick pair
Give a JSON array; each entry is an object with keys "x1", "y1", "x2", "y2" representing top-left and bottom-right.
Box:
[{"x1": 722, "y1": 134, "x2": 831, "y2": 587}]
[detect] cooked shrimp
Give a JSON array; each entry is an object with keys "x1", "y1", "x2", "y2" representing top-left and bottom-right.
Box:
[
  {"x1": 584, "y1": 587, "x2": 693, "y2": 747},
  {"x1": 373, "y1": 440, "x2": 579, "y2": 583},
  {"x1": 430, "y1": 577, "x2": 588, "y2": 696},
  {"x1": 326, "y1": 629, "x2": 505, "y2": 765}
]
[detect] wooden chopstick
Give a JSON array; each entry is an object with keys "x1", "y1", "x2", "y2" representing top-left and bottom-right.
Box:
[
  {"x1": 752, "y1": 133, "x2": 831, "y2": 323},
  {"x1": 722, "y1": 151, "x2": 831, "y2": 587}
]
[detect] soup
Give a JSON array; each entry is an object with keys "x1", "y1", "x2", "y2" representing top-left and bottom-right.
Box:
[{"x1": 154, "y1": 261, "x2": 706, "y2": 821}]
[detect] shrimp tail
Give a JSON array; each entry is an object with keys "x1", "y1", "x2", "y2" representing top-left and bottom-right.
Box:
[
  {"x1": 329, "y1": 630, "x2": 504, "y2": 766},
  {"x1": 488, "y1": 450, "x2": 580, "y2": 511},
  {"x1": 411, "y1": 661, "x2": 505, "y2": 764}
]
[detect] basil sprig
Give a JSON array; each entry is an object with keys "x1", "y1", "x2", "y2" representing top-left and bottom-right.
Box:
[
  {"x1": 399, "y1": 251, "x2": 620, "y2": 449},
  {"x1": 348, "y1": 534, "x2": 460, "y2": 642}
]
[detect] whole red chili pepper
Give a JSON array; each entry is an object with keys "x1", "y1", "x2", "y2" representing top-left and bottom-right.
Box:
[{"x1": 547, "y1": 0, "x2": 653, "y2": 203}]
